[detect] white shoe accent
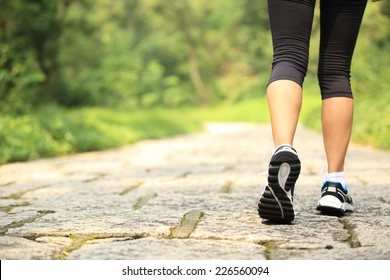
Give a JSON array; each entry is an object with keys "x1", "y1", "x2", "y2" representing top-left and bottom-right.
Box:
[
  {"x1": 278, "y1": 162, "x2": 290, "y2": 188},
  {"x1": 278, "y1": 162, "x2": 294, "y2": 203},
  {"x1": 317, "y1": 195, "x2": 354, "y2": 212},
  {"x1": 317, "y1": 195, "x2": 343, "y2": 210}
]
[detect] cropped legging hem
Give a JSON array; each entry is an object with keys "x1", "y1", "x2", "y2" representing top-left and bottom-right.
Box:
[
  {"x1": 267, "y1": 0, "x2": 367, "y2": 99},
  {"x1": 268, "y1": 76, "x2": 303, "y2": 88}
]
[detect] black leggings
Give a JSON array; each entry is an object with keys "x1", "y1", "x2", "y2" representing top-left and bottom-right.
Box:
[{"x1": 268, "y1": 0, "x2": 367, "y2": 99}]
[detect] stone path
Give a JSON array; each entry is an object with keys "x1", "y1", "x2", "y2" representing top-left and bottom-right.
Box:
[{"x1": 0, "y1": 123, "x2": 389, "y2": 260}]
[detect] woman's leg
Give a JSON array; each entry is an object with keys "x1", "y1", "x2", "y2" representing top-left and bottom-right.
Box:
[
  {"x1": 267, "y1": 0, "x2": 316, "y2": 147},
  {"x1": 258, "y1": 0, "x2": 316, "y2": 223},
  {"x1": 317, "y1": 0, "x2": 367, "y2": 215},
  {"x1": 318, "y1": 0, "x2": 367, "y2": 174},
  {"x1": 322, "y1": 97, "x2": 353, "y2": 173},
  {"x1": 267, "y1": 80, "x2": 302, "y2": 146}
]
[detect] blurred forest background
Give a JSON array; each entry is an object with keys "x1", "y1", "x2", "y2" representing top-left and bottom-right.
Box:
[{"x1": 0, "y1": 0, "x2": 389, "y2": 164}]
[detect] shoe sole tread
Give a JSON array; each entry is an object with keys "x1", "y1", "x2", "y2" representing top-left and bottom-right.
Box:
[{"x1": 258, "y1": 150, "x2": 301, "y2": 224}]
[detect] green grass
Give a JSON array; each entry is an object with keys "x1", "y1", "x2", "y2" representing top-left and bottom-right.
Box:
[
  {"x1": 192, "y1": 97, "x2": 270, "y2": 123},
  {"x1": 0, "y1": 85, "x2": 388, "y2": 165},
  {"x1": 0, "y1": 105, "x2": 202, "y2": 164},
  {"x1": 353, "y1": 94, "x2": 390, "y2": 150}
]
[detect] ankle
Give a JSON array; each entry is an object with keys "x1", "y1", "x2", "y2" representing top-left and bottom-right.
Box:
[{"x1": 323, "y1": 171, "x2": 348, "y2": 191}]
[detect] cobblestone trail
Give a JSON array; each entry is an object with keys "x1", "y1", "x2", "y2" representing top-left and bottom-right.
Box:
[{"x1": 1, "y1": 123, "x2": 389, "y2": 259}]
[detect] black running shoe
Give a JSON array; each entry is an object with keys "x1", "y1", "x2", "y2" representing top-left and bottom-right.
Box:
[
  {"x1": 258, "y1": 145, "x2": 301, "y2": 223},
  {"x1": 316, "y1": 181, "x2": 353, "y2": 216}
]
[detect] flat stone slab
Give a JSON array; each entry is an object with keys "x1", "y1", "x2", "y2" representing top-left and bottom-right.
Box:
[
  {"x1": 0, "y1": 236, "x2": 63, "y2": 260},
  {"x1": 68, "y1": 237, "x2": 266, "y2": 260},
  {"x1": 0, "y1": 123, "x2": 389, "y2": 260}
]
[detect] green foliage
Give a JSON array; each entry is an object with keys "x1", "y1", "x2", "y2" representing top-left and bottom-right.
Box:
[
  {"x1": 0, "y1": 0, "x2": 63, "y2": 114},
  {"x1": 0, "y1": 90, "x2": 389, "y2": 165},
  {"x1": 353, "y1": 94, "x2": 390, "y2": 150},
  {"x1": 0, "y1": 114, "x2": 68, "y2": 163},
  {"x1": 1, "y1": 0, "x2": 385, "y2": 112},
  {"x1": 1, "y1": 0, "x2": 275, "y2": 111},
  {"x1": 0, "y1": 105, "x2": 202, "y2": 164},
  {"x1": 0, "y1": 1, "x2": 389, "y2": 164}
]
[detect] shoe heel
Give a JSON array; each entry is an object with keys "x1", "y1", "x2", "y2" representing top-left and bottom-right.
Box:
[{"x1": 258, "y1": 150, "x2": 300, "y2": 224}]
